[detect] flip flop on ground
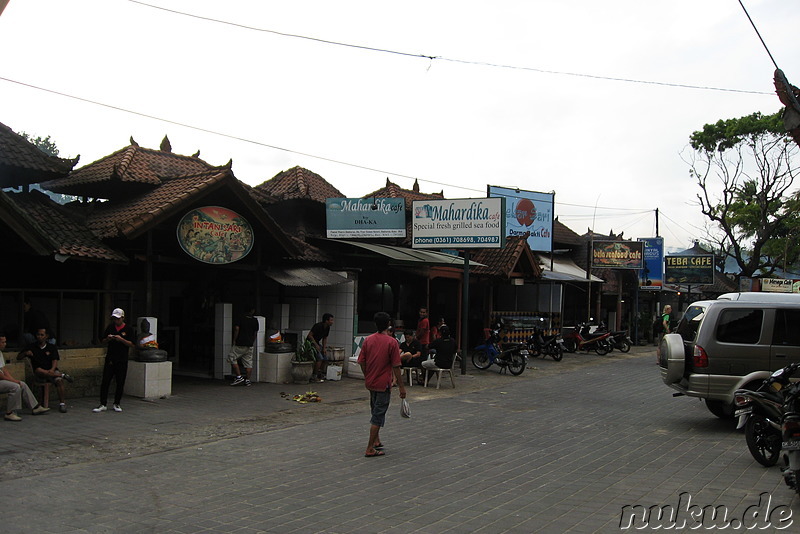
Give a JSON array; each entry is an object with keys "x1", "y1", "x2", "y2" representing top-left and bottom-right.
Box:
[{"x1": 364, "y1": 450, "x2": 385, "y2": 457}]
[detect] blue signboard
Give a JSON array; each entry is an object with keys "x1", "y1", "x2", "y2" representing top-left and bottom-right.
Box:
[
  {"x1": 488, "y1": 186, "x2": 553, "y2": 252},
  {"x1": 638, "y1": 237, "x2": 663, "y2": 290},
  {"x1": 326, "y1": 198, "x2": 406, "y2": 238}
]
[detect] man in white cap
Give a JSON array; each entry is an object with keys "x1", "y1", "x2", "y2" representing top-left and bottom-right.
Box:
[{"x1": 93, "y1": 308, "x2": 134, "y2": 413}]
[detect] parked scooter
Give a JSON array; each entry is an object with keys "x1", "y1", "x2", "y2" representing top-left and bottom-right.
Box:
[
  {"x1": 472, "y1": 322, "x2": 528, "y2": 375},
  {"x1": 526, "y1": 320, "x2": 564, "y2": 362},
  {"x1": 562, "y1": 320, "x2": 612, "y2": 355},
  {"x1": 733, "y1": 363, "x2": 800, "y2": 467},
  {"x1": 609, "y1": 329, "x2": 633, "y2": 353},
  {"x1": 780, "y1": 379, "x2": 800, "y2": 495}
]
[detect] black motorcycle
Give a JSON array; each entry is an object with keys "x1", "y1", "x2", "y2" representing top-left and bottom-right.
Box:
[
  {"x1": 526, "y1": 322, "x2": 564, "y2": 362},
  {"x1": 609, "y1": 329, "x2": 632, "y2": 352},
  {"x1": 734, "y1": 362, "x2": 800, "y2": 467}
]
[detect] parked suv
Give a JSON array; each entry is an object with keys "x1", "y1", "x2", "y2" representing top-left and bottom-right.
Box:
[{"x1": 659, "y1": 294, "x2": 800, "y2": 418}]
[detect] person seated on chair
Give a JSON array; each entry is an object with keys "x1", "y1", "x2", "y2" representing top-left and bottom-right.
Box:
[
  {"x1": 399, "y1": 329, "x2": 424, "y2": 367},
  {"x1": 17, "y1": 328, "x2": 73, "y2": 413},
  {"x1": 1, "y1": 333, "x2": 50, "y2": 421},
  {"x1": 421, "y1": 325, "x2": 457, "y2": 378}
]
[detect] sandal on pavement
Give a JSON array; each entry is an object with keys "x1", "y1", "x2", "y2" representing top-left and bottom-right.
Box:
[{"x1": 364, "y1": 450, "x2": 385, "y2": 458}]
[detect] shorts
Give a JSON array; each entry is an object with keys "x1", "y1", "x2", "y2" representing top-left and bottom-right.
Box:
[
  {"x1": 369, "y1": 389, "x2": 391, "y2": 427},
  {"x1": 33, "y1": 367, "x2": 61, "y2": 383},
  {"x1": 314, "y1": 350, "x2": 328, "y2": 362},
  {"x1": 227, "y1": 345, "x2": 254, "y2": 368}
]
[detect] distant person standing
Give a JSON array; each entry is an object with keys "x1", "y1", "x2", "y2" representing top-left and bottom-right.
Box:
[
  {"x1": 93, "y1": 308, "x2": 134, "y2": 413},
  {"x1": 229, "y1": 305, "x2": 259, "y2": 387},
  {"x1": 22, "y1": 299, "x2": 54, "y2": 345},
  {"x1": 358, "y1": 311, "x2": 405, "y2": 458},
  {"x1": 308, "y1": 313, "x2": 334, "y2": 383},
  {"x1": 416, "y1": 307, "x2": 431, "y2": 352}
]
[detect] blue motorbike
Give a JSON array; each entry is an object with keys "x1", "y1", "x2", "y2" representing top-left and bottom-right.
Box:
[{"x1": 471, "y1": 324, "x2": 528, "y2": 375}]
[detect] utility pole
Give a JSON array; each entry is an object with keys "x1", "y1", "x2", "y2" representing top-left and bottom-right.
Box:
[
  {"x1": 0, "y1": 1, "x2": 10, "y2": 17},
  {"x1": 655, "y1": 208, "x2": 660, "y2": 237}
]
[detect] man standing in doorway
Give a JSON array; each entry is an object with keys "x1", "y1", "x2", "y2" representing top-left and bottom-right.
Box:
[
  {"x1": 416, "y1": 307, "x2": 431, "y2": 353},
  {"x1": 308, "y1": 313, "x2": 334, "y2": 383},
  {"x1": 93, "y1": 308, "x2": 134, "y2": 413},
  {"x1": 358, "y1": 311, "x2": 405, "y2": 457},
  {"x1": 229, "y1": 305, "x2": 259, "y2": 387}
]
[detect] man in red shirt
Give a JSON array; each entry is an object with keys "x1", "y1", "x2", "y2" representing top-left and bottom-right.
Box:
[
  {"x1": 416, "y1": 307, "x2": 430, "y2": 351},
  {"x1": 358, "y1": 311, "x2": 406, "y2": 457}
]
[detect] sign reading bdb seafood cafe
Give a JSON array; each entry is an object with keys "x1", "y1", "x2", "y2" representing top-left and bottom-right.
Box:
[
  {"x1": 177, "y1": 206, "x2": 254, "y2": 264},
  {"x1": 591, "y1": 240, "x2": 644, "y2": 269},
  {"x1": 411, "y1": 198, "x2": 505, "y2": 249}
]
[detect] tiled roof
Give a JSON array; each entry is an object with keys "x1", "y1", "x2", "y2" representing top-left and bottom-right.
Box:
[
  {"x1": 0, "y1": 190, "x2": 127, "y2": 262},
  {"x1": 41, "y1": 140, "x2": 216, "y2": 200},
  {"x1": 553, "y1": 218, "x2": 582, "y2": 247},
  {"x1": 470, "y1": 236, "x2": 542, "y2": 279},
  {"x1": 0, "y1": 121, "x2": 78, "y2": 187},
  {"x1": 362, "y1": 178, "x2": 444, "y2": 204},
  {"x1": 254, "y1": 166, "x2": 344, "y2": 203}
]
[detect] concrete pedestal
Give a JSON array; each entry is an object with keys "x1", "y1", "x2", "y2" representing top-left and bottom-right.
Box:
[
  {"x1": 125, "y1": 361, "x2": 172, "y2": 399},
  {"x1": 256, "y1": 351, "x2": 293, "y2": 384}
]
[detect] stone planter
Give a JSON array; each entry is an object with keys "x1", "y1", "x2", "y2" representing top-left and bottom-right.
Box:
[{"x1": 290, "y1": 360, "x2": 314, "y2": 384}]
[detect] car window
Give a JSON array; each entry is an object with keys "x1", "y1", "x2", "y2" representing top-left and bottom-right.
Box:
[
  {"x1": 716, "y1": 309, "x2": 763, "y2": 344},
  {"x1": 676, "y1": 304, "x2": 705, "y2": 342},
  {"x1": 772, "y1": 309, "x2": 800, "y2": 346}
]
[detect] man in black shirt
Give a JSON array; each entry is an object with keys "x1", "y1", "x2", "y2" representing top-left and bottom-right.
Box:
[
  {"x1": 422, "y1": 325, "x2": 457, "y2": 371},
  {"x1": 18, "y1": 328, "x2": 74, "y2": 412},
  {"x1": 307, "y1": 313, "x2": 334, "y2": 382},
  {"x1": 399, "y1": 330, "x2": 424, "y2": 367},
  {"x1": 229, "y1": 306, "x2": 260, "y2": 386}
]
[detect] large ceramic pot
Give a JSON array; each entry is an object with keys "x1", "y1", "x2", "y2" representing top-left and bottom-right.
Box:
[{"x1": 290, "y1": 360, "x2": 314, "y2": 384}]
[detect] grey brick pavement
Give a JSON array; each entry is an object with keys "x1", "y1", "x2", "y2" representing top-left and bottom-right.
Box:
[{"x1": 2, "y1": 348, "x2": 798, "y2": 533}]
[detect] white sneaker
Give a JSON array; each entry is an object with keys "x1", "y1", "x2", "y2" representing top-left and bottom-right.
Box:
[
  {"x1": 113, "y1": 404, "x2": 122, "y2": 412},
  {"x1": 92, "y1": 405, "x2": 107, "y2": 412}
]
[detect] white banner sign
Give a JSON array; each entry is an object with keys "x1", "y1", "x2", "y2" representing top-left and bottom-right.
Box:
[
  {"x1": 411, "y1": 198, "x2": 505, "y2": 249},
  {"x1": 761, "y1": 278, "x2": 793, "y2": 293}
]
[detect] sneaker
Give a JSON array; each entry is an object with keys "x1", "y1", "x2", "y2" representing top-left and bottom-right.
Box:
[
  {"x1": 244, "y1": 379, "x2": 252, "y2": 387},
  {"x1": 32, "y1": 405, "x2": 50, "y2": 415},
  {"x1": 92, "y1": 405, "x2": 107, "y2": 413},
  {"x1": 61, "y1": 373, "x2": 74, "y2": 383},
  {"x1": 113, "y1": 404, "x2": 122, "y2": 412},
  {"x1": 59, "y1": 404, "x2": 67, "y2": 413},
  {"x1": 4, "y1": 413, "x2": 22, "y2": 422},
  {"x1": 231, "y1": 376, "x2": 245, "y2": 386}
]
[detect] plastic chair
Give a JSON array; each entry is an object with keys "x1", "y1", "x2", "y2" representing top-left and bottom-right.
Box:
[{"x1": 423, "y1": 350, "x2": 460, "y2": 389}]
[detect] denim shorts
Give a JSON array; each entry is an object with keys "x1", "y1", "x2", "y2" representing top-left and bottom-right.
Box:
[
  {"x1": 369, "y1": 389, "x2": 391, "y2": 427},
  {"x1": 314, "y1": 350, "x2": 328, "y2": 362}
]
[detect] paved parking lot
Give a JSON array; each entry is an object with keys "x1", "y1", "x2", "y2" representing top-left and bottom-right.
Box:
[{"x1": 3, "y1": 347, "x2": 798, "y2": 532}]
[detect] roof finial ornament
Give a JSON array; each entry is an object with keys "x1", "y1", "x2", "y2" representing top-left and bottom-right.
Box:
[
  {"x1": 191, "y1": 150, "x2": 200, "y2": 158},
  {"x1": 129, "y1": 136, "x2": 139, "y2": 147},
  {"x1": 160, "y1": 135, "x2": 172, "y2": 152},
  {"x1": 413, "y1": 179, "x2": 419, "y2": 192}
]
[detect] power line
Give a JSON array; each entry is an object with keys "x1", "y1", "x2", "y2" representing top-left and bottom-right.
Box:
[{"x1": 127, "y1": 0, "x2": 770, "y2": 96}]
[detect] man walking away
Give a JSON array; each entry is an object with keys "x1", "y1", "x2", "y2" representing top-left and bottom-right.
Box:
[
  {"x1": 358, "y1": 311, "x2": 406, "y2": 457},
  {"x1": 229, "y1": 305, "x2": 259, "y2": 386}
]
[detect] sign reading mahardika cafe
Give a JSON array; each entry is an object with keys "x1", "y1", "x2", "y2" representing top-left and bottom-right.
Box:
[
  {"x1": 177, "y1": 206, "x2": 254, "y2": 264},
  {"x1": 591, "y1": 240, "x2": 644, "y2": 269},
  {"x1": 326, "y1": 198, "x2": 406, "y2": 238},
  {"x1": 664, "y1": 254, "x2": 714, "y2": 284},
  {"x1": 411, "y1": 198, "x2": 505, "y2": 249}
]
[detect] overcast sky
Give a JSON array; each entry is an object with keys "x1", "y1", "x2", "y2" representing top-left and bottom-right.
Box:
[{"x1": 1, "y1": 0, "x2": 796, "y2": 251}]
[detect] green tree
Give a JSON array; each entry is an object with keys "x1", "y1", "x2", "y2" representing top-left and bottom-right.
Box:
[
  {"x1": 19, "y1": 132, "x2": 60, "y2": 157},
  {"x1": 687, "y1": 111, "x2": 800, "y2": 277}
]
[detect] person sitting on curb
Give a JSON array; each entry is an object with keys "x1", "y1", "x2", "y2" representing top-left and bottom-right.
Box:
[
  {"x1": 1, "y1": 333, "x2": 50, "y2": 421},
  {"x1": 17, "y1": 327, "x2": 73, "y2": 413}
]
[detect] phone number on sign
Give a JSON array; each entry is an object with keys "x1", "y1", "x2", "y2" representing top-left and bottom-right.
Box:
[{"x1": 414, "y1": 236, "x2": 499, "y2": 245}]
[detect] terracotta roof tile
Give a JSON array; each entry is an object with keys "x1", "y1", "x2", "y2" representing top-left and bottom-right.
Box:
[
  {"x1": 553, "y1": 218, "x2": 582, "y2": 247},
  {"x1": 254, "y1": 166, "x2": 344, "y2": 203},
  {"x1": 362, "y1": 178, "x2": 444, "y2": 204},
  {"x1": 0, "y1": 121, "x2": 78, "y2": 187},
  {"x1": 0, "y1": 190, "x2": 127, "y2": 262},
  {"x1": 470, "y1": 236, "x2": 542, "y2": 278},
  {"x1": 83, "y1": 166, "x2": 234, "y2": 238},
  {"x1": 41, "y1": 143, "x2": 216, "y2": 200}
]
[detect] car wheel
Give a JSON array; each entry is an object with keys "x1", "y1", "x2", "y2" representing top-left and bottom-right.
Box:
[{"x1": 705, "y1": 399, "x2": 734, "y2": 419}]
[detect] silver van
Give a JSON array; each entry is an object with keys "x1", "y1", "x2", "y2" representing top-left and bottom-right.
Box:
[{"x1": 659, "y1": 298, "x2": 800, "y2": 418}]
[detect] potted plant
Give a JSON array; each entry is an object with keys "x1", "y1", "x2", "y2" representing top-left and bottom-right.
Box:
[{"x1": 291, "y1": 339, "x2": 316, "y2": 384}]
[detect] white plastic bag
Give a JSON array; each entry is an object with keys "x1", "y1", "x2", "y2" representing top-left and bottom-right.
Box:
[{"x1": 400, "y1": 398, "x2": 410, "y2": 418}]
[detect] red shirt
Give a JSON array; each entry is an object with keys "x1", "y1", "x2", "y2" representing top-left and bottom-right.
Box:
[
  {"x1": 358, "y1": 332, "x2": 401, "y2": 391},
  {"x1": 417, "y1": 317, "x2": 430, "y2": 345}
]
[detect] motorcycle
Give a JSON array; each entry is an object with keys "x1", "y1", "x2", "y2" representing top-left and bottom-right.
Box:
[
  {"x1": 526, "y1": 321, "x2": 564, "y2": 362},
  {"x1": 733, "y1": 363, "x2": 800, "y2": 467},
  {"x1": 472, "y1": 323, "x2": 528, "y2": 375},
  {"x1": 562, "y1": 321, "x2": 612, "y2": 355},
  {"x1": 609, "y1": 329, "x2": 632, "y2": 353},
  {"x1": 781, "y1": 379, "x2": 800, "y2": 495}
]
